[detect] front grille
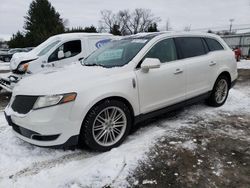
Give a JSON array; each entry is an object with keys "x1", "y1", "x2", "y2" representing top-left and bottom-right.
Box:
[
  {"x1": 11, "y1": 95, "x2": 38, "y2": 114},
  {"x1": 0, "y1": 78, "x2": 10, "y2": 87}
]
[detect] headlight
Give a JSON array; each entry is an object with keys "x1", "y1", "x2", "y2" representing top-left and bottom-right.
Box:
[
  {"x1": 18, "y1": 63, "x2": 29, "y2": 72},
  {"x1": 33, "y1": 93, "x2": 77, "y2": 110}
]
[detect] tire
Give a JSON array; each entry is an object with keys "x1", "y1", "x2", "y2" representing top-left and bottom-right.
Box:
[
  {"x1": 206, "y1": 75, "x2": 230, "y2": 107},
  {"x1": 79, "y1": 99, "x2": 132, "y2": 151}
]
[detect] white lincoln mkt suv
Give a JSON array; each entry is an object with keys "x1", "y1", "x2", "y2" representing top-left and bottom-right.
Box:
[{"x1": 5, "y1": 32, "x2": 237, "y2": 151}]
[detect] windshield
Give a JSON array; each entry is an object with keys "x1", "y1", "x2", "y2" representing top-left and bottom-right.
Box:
[
  {"x1": 37, "y1": 40, "x2": 60, "y2": 56},
  {"x1": 82, "y1": 38, "x2": 149, "y2": 68},
  {"x1": 28, "y1": 37, "x2": 61, "y2": 56}
]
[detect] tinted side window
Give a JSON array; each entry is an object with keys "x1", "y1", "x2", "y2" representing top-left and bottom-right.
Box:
[
  {"x1": 48, "y1": 40, "x2": 81, "y2": 62},
  {"x1": 175, "y1": 37, "x2": 206, "y2": 59},
  {"x1": 205, "y1": 38, "x2": 224, "y2": 51},
  {"x1": 144, "y1": 38, "x2": 177, "y2": 63}
]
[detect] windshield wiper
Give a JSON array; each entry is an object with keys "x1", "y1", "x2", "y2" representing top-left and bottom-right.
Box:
[{"x1": 83, "y1": 63, "x2": 106, "y2": 68}]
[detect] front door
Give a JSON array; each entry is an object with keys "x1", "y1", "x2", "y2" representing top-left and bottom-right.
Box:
[
  {"x1": 47, "y1": 40, "x2": 82, "y2": 68},
  {"x1": 135, "y1": 38, "x2": 186, "y2": 114}
]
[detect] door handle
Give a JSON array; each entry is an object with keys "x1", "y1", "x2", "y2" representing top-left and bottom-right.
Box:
[
  {"x1": 174, "y1": 69, "x2": 183, "y2": 75},
  {"x1": 209, "y1": 61, "x2": 216, "y2": 66}
]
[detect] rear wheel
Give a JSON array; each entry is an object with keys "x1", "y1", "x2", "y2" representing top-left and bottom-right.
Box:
[
  {"x1": 80, "y1": 99, "x2": 132, "y2": 151},
  {"x1": 206, "y1": 75, "x2": 229, "y2": 107}
]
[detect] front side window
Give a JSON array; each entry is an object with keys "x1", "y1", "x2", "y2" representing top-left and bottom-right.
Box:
[
  {"x1": 37, "y1": 40, "x2": 60, "y2": 57},
  {"x1": 175, "y1": 37, "x2": 206, "y2": 59},
  {"x1": 205, "y1": 38, "x2": 224, "y2": 51},
  {"x1": 82, "y1": 38, "x2": 148, "y2": 68},
  {"x1": 48, "y1": 40, "x2": 81, "y2": 62},
  {"x1": 143, "y1": 38, "x2": 177, "y2": 63}
]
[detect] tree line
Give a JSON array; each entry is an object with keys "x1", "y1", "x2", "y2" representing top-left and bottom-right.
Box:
[{"x1": 8, "y1": 0, "x2": 160, "y2": 48}]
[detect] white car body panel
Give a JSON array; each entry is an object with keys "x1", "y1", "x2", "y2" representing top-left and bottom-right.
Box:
[{"x1": 135, "y1": 60, "x2": 186, "y2": 113}]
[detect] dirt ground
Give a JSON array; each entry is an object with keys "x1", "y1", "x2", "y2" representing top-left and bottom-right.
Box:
[{"x1": 127, "y1": 69, "x2": 250, "y2": 188}]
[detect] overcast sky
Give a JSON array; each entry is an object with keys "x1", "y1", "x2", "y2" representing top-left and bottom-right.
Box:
[{"x1": 0, "y1": 0, "x2": 249, "y2": 40}]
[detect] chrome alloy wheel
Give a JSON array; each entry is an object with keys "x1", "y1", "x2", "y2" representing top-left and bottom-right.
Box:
[
  {"x1": 215, "y1": 79, "x2": 228, "y2": 104},
  {"x1": 92, "y1": 106, "x2": 127, "y2": 147}
]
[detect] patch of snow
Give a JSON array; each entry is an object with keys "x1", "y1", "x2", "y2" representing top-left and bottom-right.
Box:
[
  {"x1": 237, "y1": 60, "x2": 250, "y2": 69},
  {"x1": 169, "y1": 141, "x2": 182, "y2": 145},
  {"x1": 142, "y1": 179, "x2": 157, "y2": 185},
  {"x1": 197, "y1": 159, "x2": 203, "y2": 165},
  {"x1": 0, "y1": 114, "x2": 165, "y2": 187},
  {"x1": 181, "y1": 140, "x2": 197, "y2": 151},
  {"x1": 212, "y1": 163, "x2": 223, "y2": 177}
]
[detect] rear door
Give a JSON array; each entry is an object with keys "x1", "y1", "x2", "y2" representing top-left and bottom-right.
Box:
[
  {"x1": 135, "y1": 38, "x2": 186, "y2": 114},
  {"x1": 204, "y1": 37, "x2": 227, "y2": 89},
  {"x1": 174, "y1": 37, "x2": 210, "y2": 99}
]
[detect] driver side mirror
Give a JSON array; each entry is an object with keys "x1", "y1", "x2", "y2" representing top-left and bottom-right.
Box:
[
  {"x1": 141, "y1": 58, "x2": 161, "y2": 73},
  {"x1": 58, "y1": 50, "x2": 64, "y2": 59}
]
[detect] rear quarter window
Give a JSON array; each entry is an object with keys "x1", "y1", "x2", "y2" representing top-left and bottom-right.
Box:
[{"x1": 204, "y1": 38, "x2": 224, "y2": 51}]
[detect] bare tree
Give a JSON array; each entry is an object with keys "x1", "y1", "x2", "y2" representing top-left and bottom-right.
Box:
[
  {"x1": 166, "y1": 19, "x2": 172, "y2": 31},
  {"x1": 99, "y1": 9, "x2": 161, "y2": 35},
  {"x1": 184, "y1": 25, "x2": 191, "y2": 31},
  {"x1": 99, "y1": 10, "x2": 117, "y2": 33},
  {"x1": 117, "y1": 10, "x2": 132, "y2": 35}
]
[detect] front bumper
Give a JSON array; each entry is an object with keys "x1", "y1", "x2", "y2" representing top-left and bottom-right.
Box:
[
  {"x1": 0, "y1": 74, "x2": 20, "y2": 92},
  {"x1": 4, "y1": 102, "x2": 81, "y2": 148}
]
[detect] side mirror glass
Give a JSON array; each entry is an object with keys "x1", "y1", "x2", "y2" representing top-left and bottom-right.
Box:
[
  {"x1": 58, "y1": 50, "x2": 64, "y2": 59},
  {"x1": 141, "y1": 58, "x2": 161, "y2": 73}
]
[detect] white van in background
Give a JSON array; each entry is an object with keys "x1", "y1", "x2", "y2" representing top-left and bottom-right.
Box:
[{"x1": 0, "y1": 33, "x2": 116, "y2": 92}]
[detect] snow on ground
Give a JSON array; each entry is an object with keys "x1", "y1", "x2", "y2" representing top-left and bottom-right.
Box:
[
  {"x1": 237, "y1": 60, "x2": 250, "y2": 69},
  {"x1": 0, "y1": 60, "x2": 10, "y2": 71},
  {"x1": 0, "y1": 65, "x2": 249, "y2": 187}
]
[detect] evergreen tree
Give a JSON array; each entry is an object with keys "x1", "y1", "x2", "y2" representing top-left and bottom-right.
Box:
[
  {"x1": 83, "y1": 25, "x2": 98, "y2": 33},
  {"x1": 65, "y1": 25, "x2": 98, "y2": 33},
  {"x1": 147, "y1": 23, "x2": 158, "y2": 32},
  {"x1": 24, "y1": 0, "x2": 65, "y2": 46},
  {"x1": 8, "y1": 31, "x2": 27, "y2": 48}
]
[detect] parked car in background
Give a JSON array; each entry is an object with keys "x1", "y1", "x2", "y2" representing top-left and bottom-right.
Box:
[
  {"x1": 0, "y1": 48, "x2": 28, "y2": 62},
  {"x1": 5, "y1": 32, "x2": 237, "y2": 151},
  {"x1": 23, "y1": 47, "x2": 35, "y2": 52},
  {"x1": 0, "y1": 48, "x2": 9, "y2": 54},
  {"x1": 0, "y1": 33, "x2": 116, "y2": 92}
]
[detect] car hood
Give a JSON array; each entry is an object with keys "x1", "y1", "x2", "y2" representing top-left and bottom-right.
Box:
[
  {"x1": 10, "y1": 52, "x2": 38, "y2": 70},
  {"x1": 13, "y1": 65, "x2": 126, "y2": 95}
]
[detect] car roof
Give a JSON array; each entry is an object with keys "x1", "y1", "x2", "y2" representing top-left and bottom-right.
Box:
[
  {"x1": 123, "y1": 31, "x2": 221, "y2": 40},
  {"x1": 50, "y1": 32, "x2": 113, "y2": 40}
]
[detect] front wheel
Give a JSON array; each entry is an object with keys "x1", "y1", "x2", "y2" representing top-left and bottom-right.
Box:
[
  {"x1": 206, "y1": 75, "x2": 230, "y2": 107},
  {"x1": 80, "y1": 99, "x2": 132, "y2": 151}
]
